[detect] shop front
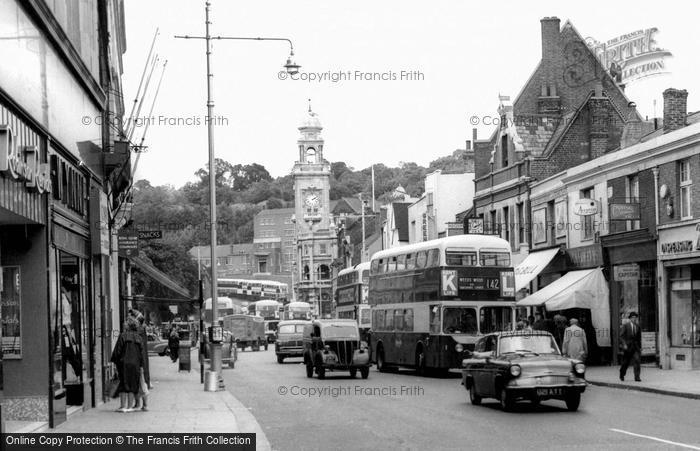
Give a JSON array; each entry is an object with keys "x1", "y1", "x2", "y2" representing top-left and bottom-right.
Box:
[
  {"x1": 601, "y1": 230, "x2": 658, "y2": 365},
  {"x1": 658, "y1": 221, "x2": 700, "y2": 370},
  {"x1": 0, "y1": 104, "x2": 51, "y2": 424}
]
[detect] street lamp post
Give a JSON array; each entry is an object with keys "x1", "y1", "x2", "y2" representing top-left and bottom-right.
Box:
[{"x1": 175, "y1": 0, "x2": 300, "y2": 391}]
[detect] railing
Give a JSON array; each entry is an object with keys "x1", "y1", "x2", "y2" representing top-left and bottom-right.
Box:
[{"x1": 475, "y1": 159, "x2": 530, "y2": 192}]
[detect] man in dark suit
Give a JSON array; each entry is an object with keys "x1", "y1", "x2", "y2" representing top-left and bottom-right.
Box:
[{"x1": 619, "y1": 311, "x2": 642, "y2": 382}]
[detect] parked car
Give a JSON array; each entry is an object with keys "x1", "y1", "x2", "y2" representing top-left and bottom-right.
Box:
[
  {"x1": 303, "y1": 319, "x2": 370, "y2": 379},
  {"x1": 461, "y1": 331, "x2": 587, "y2": 411},
  {"x1": 146, "y1": 332, "x2": 169, "y2": 356},
  {"x1": 223, "y1": 314, "x2": 267, "y2": 351},
  {"x1": 275, "y1": 320, "x2": 309, "y2": 363}
]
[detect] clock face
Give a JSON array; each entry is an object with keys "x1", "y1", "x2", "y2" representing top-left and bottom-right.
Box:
[{"x1": 304, "y1": 193, "x2": 320, "y2": 208}]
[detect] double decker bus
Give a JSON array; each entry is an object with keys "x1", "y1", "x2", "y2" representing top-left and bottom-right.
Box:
[
  {"x1": 369, "y1": 235, "x2": 516, "y2": 374},
  {"x1": 283, "y1": 301, "x2": 312, "y2": 321},
  {"x1": 203, "y1": 297, "x2": 243, "y2": 324},
  {"x1": 249, "y1": 300, "x2": 282, "y2": 343},
  {"x1": 335, "y1": 262, "x2": 371, "y2": 332},
  {"x1": 218, "y1": 279, "x2": 289, "y2": 303}
]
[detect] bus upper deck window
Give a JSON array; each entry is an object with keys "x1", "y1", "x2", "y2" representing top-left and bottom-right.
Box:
[
  {"x1": 416, "y1": 251, "x2": 428, "y2": 268},
  {"x1": 396, "y1": 254, "x2": 406, "y2": 271},
  {"x1": 405, "y1": 253, "x2": 415, "y2": 269},
  {"x1": 479, "y1": 251, "x2": 511, "y2": 267},
  {"x1": 427, "y1": 249, "x2": 440, "y2": 267}
]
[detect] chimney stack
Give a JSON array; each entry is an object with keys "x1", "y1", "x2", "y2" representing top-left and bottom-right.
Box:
[
  {"x1": 620, "y1": 103, "x2": 643, "y2": 148},
  {"x1": 472, "y1": 127, "x2": 478, "y2": 143},
  {"x1": 538, "y1": 17, "x2": 562, "y2": 114},
  {"x1": 663, "y1": 88, "x2": 688, "y2": 133}
]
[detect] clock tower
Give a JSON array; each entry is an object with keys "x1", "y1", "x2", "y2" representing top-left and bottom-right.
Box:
[{"x1": 292, "y1": 105, "x2": 336, "y2": 317}]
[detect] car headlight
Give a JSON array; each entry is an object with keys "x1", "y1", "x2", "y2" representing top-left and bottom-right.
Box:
[
  {"x1": 323, "y1": 345, "x2": 330, "y2": 353},
  {"x1": 574, "y1": 363, "x2": 585, "y2": 374},
  {"x1": 455, "y1": 344, "x2": 464, "y2": 353},
  {"x1": 360, "y1": 341, "x2": 368, "y2": 350},
  {"x1": 509, "y1": 365, "x2": 521, "y2": 377}
]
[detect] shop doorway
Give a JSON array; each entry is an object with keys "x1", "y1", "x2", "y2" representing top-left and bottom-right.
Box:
[{"x1": 54, "y1": 252, "x2": 90, "y2": 407}]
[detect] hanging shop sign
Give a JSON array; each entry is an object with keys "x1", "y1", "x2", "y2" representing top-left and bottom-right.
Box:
[
  {"x1": 573, "y1": 199, "x2": 598, "y2": 216},
  {"x1": 0, "y1": 125, "x2": 52, "y2": 194}
]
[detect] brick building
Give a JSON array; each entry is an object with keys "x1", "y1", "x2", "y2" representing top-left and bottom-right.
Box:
[{"x1": 473, "y1": 17, "x2": 639, "y2": 267}]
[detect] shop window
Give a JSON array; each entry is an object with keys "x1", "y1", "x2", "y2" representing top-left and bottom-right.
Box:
[
  {"x1": 1, "y1": 267, "x2": 22, "y2": 358},
  {"x1": 669, "y1": 265, "x2": 700, "y2": 347},
  {"x1": 679, "y1": 159, "x2": 692, "y2": 220}
]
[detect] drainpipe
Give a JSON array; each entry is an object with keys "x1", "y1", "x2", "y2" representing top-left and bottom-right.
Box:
[{"x1": 652, "y1": 167, "x2": 668, "y2": 369}]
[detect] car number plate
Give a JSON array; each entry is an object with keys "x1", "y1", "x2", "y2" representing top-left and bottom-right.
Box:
[{"x1": 536, "y1": 388, "x2": 562, "y2": 396}]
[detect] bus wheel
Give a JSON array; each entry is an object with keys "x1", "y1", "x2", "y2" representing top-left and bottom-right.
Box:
[
  {"x1": 376, "y1": 346, "x2": 389, "y2": 373},
  {"x1": 360, "y1": 367, "x2": 369, "y2": 379},
  {"x1": 415, "y1": 347, "x2": 427, "y2": 376}
]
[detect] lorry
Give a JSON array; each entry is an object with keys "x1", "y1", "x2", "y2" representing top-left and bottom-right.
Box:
[{"x1": 222, "y1": 314, "x2": 267, "y2": 351}]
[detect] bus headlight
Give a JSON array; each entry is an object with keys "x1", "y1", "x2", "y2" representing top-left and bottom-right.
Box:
[
  {"x1": 574, "y1": 363, "x2": 585, "y2": 375},
  {"x1": 455, "y1": 344, "x2": 464, "y2": 353},
  {"x1": 509, "y1": 365, "x2": 521, "y2": 377}
]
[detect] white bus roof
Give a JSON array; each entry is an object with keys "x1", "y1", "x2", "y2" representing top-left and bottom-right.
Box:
[
  {"x1": 337, "y1": 261, "x2": 372, "y2": 277},
  {"x1": 370, "y1": 234, "x2": 510, "y2": 261},
  {"x1": 286, "y1": 301, "x2": 311, "y2": 308}
]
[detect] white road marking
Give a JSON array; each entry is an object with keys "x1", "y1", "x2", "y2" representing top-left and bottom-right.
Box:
[{"x1": 610, "y1": 428, "x2": 700, "y2": 450}]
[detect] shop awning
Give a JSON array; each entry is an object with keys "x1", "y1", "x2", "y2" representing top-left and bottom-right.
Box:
[
  {"x1": 516, "y1": 268, "x2": 610, "y2": 347},
  {"x1": 515, "y1": 248, "x2": 560, "y2": 291},
  {"x1": 130, "y1": 256, "x2": 192, "y2": 299}
]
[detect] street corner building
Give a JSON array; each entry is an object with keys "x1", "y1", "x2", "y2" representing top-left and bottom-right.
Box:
[{"x1": 0, "y1": 0, "x2": 131, "y2": 429}]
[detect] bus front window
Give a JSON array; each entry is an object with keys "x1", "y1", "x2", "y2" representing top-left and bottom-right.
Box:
[
  {"x1": 442, "y1": 307, "x2": 477, "y2": 334},
  {"x1": 480, "y1": 306, "x2": 513, "y2": 333}
]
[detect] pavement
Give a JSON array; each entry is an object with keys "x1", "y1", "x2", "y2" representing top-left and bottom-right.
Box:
[
  {"x1": 35, "y1": 349, "x2": 271, "y2": 450},
  {"x1": 585, "y1": 363, "x2": 700, "y2": 399}
]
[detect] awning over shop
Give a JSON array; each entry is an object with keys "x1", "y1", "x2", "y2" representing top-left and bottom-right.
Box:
[
  {"x1": 515, "y1": 248, "x2": 560, "y2": 291},
  {"x1": 130, "y1": 256, "x2": 192, "y2": 299},
  {"x1": 516, "y1": 268, "x2": 610, "y2": 347}
]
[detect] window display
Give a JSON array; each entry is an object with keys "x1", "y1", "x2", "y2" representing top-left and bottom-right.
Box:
[{"x1": 1, "y1": 266, "x2": 21, "y2": 358}]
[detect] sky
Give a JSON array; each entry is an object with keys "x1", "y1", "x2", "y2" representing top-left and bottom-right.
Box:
[{"x1": 122, "y1": 0, "x2": 700, "y2": 188}]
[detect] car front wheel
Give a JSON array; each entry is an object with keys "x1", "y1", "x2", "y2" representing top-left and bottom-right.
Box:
[
  {"x1": 349, "y1": 368, "x2": 357, "y2": 378},
  {"x1": 469, "y1": 384, "x2": 482, "y2": 405},
  {"x1": 500, "y1": 389, "x2": 514, "y2": 411},
  {"x1": 565, "y1": 392, "x2": 581, "y2": 411},
  {"x1": 360, "y1": 367, "x2": 369, "y2": 379},
  {"x1": 277, "y1": 355, "x2": 284, "y2": 364}
]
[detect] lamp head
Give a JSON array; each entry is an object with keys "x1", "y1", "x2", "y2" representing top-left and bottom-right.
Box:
[{"x1": 284, "y1": 51, "x2": 300, "y2": 75}]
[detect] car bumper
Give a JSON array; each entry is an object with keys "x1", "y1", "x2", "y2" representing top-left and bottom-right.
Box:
[{"x1": 276, "y1": 347, "x2": 304, "y2": 356}]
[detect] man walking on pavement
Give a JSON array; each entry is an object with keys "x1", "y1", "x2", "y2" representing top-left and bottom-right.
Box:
[
  {"x1": 619, "y1": 311, "x2": 642, "y2": 382},
  {"x1": 562, "y1": 318, "x2": 588, "y2": 361}
]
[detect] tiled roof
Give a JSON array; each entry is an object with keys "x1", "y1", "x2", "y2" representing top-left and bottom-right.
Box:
[
  {"x1": 640, "y1": 111, "x2": 700, "y2": 143},
  {"x1": 515, "y1": 115, "x2": 561, "y2": 156}
]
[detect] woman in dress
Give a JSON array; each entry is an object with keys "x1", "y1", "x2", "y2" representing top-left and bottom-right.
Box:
[{"x1": 110, "y1": 317, "x2": 144, "y2": 412}]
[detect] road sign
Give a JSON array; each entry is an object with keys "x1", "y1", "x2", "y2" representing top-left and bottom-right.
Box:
[
  {"x1": 137, "y1": 230, "x2": 163, "y2": 240},
  {"x1": 118, "y1": 233, "x2": 138, "y2": 257}
]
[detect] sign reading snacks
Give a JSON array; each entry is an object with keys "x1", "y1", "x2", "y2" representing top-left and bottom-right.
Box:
[
  {"x1": 610, "y1": 203, "x2": 640, "y2": 221},
  {"x1": 0, "y1": 125, "x2": 52, "y2": 193},
  {"x1": 137, "y1": 230, "x2": 163, "y2": 240}
]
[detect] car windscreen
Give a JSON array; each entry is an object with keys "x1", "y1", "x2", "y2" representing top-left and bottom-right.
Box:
[
  {"x1": 322, "y1": 324, "x2": 359, "y2": 339},
  {"x1": 498, "y1": 335, "x2": 559, "y2": 355}
]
